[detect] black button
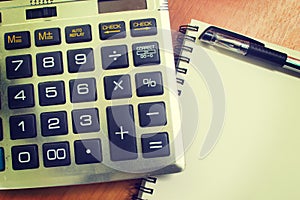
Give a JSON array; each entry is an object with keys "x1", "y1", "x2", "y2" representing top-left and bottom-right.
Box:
[
  {"x1": 141, "y1": 132, "x2": 170, "y2": 158},
  {"x1": 38, "y1": 81, "x2": 66, "y2": 106},
  {"x1": 67, "y1": 48, "x2": 95, "y2": 73},
  {"x1": 107, "y1": 105, "x2": 137, "y2": 161},
  {"x1": 6, "y1": 55, "x2": 33, "y2": 79},
  {"x1": 72, "y1": 108, "x2": 100, "y2": 134},
  {"x1": 74, "y1": 139, "x2": 102, "y2": 165},
  {"x1": 132, "y1": 42, "x2": 160, "y2": 66},
  {"x1": 135, "y1": 71, "x2": 163, "y2": 97},
  {"x1": 138, "y1": 102, "x2": 167, "y2": 127},
  {"x1": 8, "y1": 84, "x2": 35, "y2": 109},
  {"x1": 36, "y1": 51, "x2": 63, "y2": 76},
  {"x1": 99, "y1": 21, "x2": 126, "y2": 40},
  {"x1": 35, "y1": 28, "x2": 61, "y2": 46},
  {"x1": 41, "y1": 111, "x2": 68, "y2": 137},
  {"x1": 65, "y1": 25, "x2": 92, "y2": 43},
  {"x1": 43, "y1": 142, "x2": 70, "y2": 168},
  {"x1": 12, "y1": 145, "x2": 39, "y2": 170},
  {"x1": 104, "y1": 75, "x2": 132, "y2": 100},
  {"x1": 10, "y1": 114, "x2": 37, "y2": 140},
  {"x1": 0, "y1": 118, "x2": 3, "y2": 141},
  {"x1": 69, "y1": 78, "x2": 97, "y2": 103},
  {"x1": 101, "y1": 45, "x2": 129, "y2": 70},
  {"x1": 130, "y1": 18, "x2": 157, "y2": 37},
  {"x1": 4, "y1": 31, "x2": 31, "y2": 50},
  {"x1": 0, "y1": 147, "x2": 4, "y2": 171}
]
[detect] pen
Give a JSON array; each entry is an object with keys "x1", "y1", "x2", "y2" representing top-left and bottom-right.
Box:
[{"x1": 199, "y1": 27, "x2": 300, "y2": 73}]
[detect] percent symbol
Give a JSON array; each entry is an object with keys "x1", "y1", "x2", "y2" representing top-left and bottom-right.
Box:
[{"x1": 142, "y1": 78, "x2": 157, "y2": 88}]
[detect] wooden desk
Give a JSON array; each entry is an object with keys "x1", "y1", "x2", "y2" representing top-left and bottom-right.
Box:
[{"x1": 0, "y1": 0, "x2": 299, "y2": 199}]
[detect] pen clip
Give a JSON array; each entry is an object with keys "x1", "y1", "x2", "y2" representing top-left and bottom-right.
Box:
[{"x1": 199, "y1": 26, "x2": 265, "y2": 46}]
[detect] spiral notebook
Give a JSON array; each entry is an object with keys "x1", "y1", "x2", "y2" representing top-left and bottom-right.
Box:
[{"x1": 135, "y1": 19, "x2": 300, "y2": 200}]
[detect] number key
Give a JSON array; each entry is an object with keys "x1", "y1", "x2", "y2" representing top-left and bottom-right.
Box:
[
  {"x1": 72, "y1": 108, "x2": 100, "y2": 134},
  {"x1": 38, "y1": 81, "x2": 66, "y2": 106},
  {"x1": 67, "y1": 48, "x2": 95, "y2": 73},
  {"x1": 69, "y1": 78, "x2": 97, "y2": 103},
  {"x1": 43, "y1": 142, "x2": 70, "y2": 167},
  {"x1": 9, "y1": 114, "x2": 37, "y2": 140},
  {"x1": 36, "y1": 51, "x2": 63, "y2": 76},
  {"x1": 41, "y1": 111, "x2": 68, "y2": 137},
  {"x1": 12, "y1": 145, "x2": 39, "y2": 170},
  {"x1": 6, "y1": 55, "x2": 32, "y2": 79},
  {"x1": 8, "y1": 84, "x2": 35, "y2": 109}
]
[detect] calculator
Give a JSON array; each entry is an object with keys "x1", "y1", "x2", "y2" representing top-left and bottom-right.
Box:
[{"x1": 0, "y1": 0, "x2": 184, "y2": 189}]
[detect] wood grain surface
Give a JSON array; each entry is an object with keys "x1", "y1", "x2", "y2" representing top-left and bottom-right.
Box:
[{"x1": 0, "y1": 0, "x2": 299, "y2": 200}]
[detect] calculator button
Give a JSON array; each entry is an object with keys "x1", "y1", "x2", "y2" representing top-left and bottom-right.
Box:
[
  {"x1": 0, "y1": 147, "x2": 4, "y2": 171},
  {"x1": 6, "y1": 55, "x2": 33, "y2": 79},
  {"x1": 141, "y1": 132, "x2": 170, "y2": 158},
  {"x1": 135, "y1": 71, "x2": 163, "y2": 97},
  {"x1": 35, "y1": 28, "x2": 61, "y2": 47},
  {"x1": 69, "y1": 78, "x2": 97, "y2": 103},
  {"x1": 132, "y1": 42, "x2": 160, "y2": 66},
  {"x1": 74, "y1": 139, "x2": 102, "y2": 165},
  {"x1": 101, "y1": 45, "x2": 129, "y2": 70},
  {"x1": 43, "y1": 142, "x2": 70, "y2": 168},
  {"x1": 130, "y1": 18, "x2": 157, "y2": 37},
  {"x1": 138, "y1": 102, "x2": 167, "y2": 127},
  {"x1": 38, "y1": 81, "x2": 66, "y2": 106},
  {"x1": 99, "y1": 21, "x2": 126, "y2": 40},
  {"x1": 10, "y1": 114, "x2": 37, "y2": 140},
  {"x1": 4, "y1": 31, "x2": 31, "y2": 50},
  {"x1": 65, "y1": 25, "x2": 92, "y2": 43},
  {"x1": 8, "y1": 84, "x2": 35, "y2": 109},
  {"x1": 36, "y1": 51, "x2": 63, "y2": 76},
  {"x1": 67, "y1": 48, "x2": 95, "y2": 73},
  {"x1": 104, "y1": 75, "x2": 132, "y2": 100},
  {"x1": 72, "y1": 108, "x2": 100, "y2": 134},
  {"x1": 12, "y1": 145, "x2": 39, "y2": 170},
  {"x1": 107, "y1": 105, "x2": 137, "y2": 161},
  {"x1": 0, "y1": 118, "x2": 3, "y2": 141},
  {"x1": 41, "y1": 111, "x2": 68, "y2": 137}
]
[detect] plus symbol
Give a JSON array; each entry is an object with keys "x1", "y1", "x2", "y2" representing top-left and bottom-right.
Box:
[{"x1": 115, "y1": 126, "x2": 129, "y2": 140}]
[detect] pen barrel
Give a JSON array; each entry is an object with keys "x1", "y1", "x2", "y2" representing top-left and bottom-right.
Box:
[{"x1": 247, "y1": 43, "x2": 287, "y2": 67}]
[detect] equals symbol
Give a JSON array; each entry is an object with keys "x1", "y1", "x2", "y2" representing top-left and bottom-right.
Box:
[{"x1": 149, "y1": 141, "x2": 163, "y2": 149}]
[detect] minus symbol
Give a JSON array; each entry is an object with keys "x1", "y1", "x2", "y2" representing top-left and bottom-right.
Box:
[{"x1": 146, "y1": 112, "x2": 159, "y2": 116}]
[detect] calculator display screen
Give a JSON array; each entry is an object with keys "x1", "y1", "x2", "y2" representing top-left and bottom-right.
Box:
[{"x1": 98, "y1": 0, "x2": 147, "y2": 13}]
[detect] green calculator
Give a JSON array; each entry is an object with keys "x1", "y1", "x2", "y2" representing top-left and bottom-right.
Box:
[{"x1": 0, "y1": 0, "x2": 184, "y2": 189}]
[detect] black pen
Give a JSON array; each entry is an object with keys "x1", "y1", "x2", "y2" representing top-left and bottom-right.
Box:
[{"x1": 199, "y1": 27, "x2": 300, "y2": 73}]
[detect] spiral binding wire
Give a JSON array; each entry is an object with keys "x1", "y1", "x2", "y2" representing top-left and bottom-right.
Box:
[
  {"x1": 132, "y1": 24, "x2": 200, "y2": 200},
  {"x1": 175, "y1": 25, "x2": 199, "y2": 96}
]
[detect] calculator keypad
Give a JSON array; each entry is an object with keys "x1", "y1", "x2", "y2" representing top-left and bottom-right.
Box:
[{"x1": 0, "y1": 14, "x2": 181, "y2": 188}]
